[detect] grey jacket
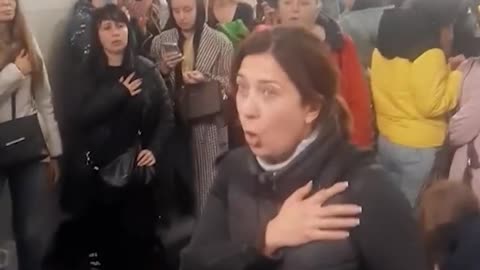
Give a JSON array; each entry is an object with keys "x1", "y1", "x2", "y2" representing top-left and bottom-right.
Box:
[{"x1": 0, "y1": 40, "x2": 62, "y2": 157}]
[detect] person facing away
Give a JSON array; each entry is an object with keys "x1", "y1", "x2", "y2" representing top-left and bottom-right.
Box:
[
  {"x1": 180, "y1": 26, "x2": 428, "y2": 270},
  {"x1": 49, "y1": 5, "x2": 173, "y2": 270},
  {"x1": 258, "y1": 0, "x2": 374, "y2": 149},
  {"x1": 151, "y1": 0, "x2": 234, "y2": 214},
  {"x1": 370, "y1": 0, "x2": 465, "y2": 205},
  {"x1": 338, "y1": 0, "x2": 393, "y2": 73},
  {"x1": 418, "y1": 181, "x2": 480, "y2": 270},
  {"x1": 0, "y1": 0, "x2": 62, "y2": 269}
]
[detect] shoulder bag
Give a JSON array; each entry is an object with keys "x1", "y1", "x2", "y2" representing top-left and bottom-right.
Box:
[
  {"x1": 0, "y1": 94, "x2": 48, "y2": 168},
  {"x1": 178, "y1": 80, "x2": 223, "y2": 121}
]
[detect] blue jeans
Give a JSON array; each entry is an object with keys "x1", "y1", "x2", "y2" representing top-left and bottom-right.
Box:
[
  {"x1": 0, "y1": 162, "x2": 59, "y2": 270},
  {"x1": 377, "y1": 136, "x2": 439, "y2": 206}
]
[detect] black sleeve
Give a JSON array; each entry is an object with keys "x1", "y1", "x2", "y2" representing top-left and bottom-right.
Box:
[
  {"x1": 180, "y1": 158, "x2": 281, "y2": 270},
  {"x1": 78, "y1": 82, "x2": 130, "y2": 129},
  {"x1": 145, "y1": 68, "x2": 174, "y2": 157},
  {"x1": 349, "y1": 167, "x2": 429, "y2": 270},
  {"x1": 235, "y1": 2, "x2": 255, "y2": 30}
]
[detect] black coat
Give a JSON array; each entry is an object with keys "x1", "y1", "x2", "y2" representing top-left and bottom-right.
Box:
[
  {"x1": 181, "y1": 128, "x2": 428, "y2": 270},
  {"x1": 60, "y1": 56, "x2": 174, "y2": 214}
]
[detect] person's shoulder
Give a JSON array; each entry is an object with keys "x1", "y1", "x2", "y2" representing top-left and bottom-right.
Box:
[
  {"x1": 345, "y1": 152, "x2": 396, "y2": 194},
  {"x1": 153, "y1": 28, "x2": 178, "y2": 44},
  {"x1": 136, "y1": 55, "x2": 156, "y2": 70},
  {"x1": 216, "y1": 147, "x2": 251, "y2": 170},
  {"x1": 205, "y1": 26, "x2": 233, "y2": 45},
  {"x1": 212, "y1": 147, "x2": 252, "y2": 193}
]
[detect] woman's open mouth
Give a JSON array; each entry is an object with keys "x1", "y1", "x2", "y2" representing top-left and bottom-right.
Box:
[{"x1": 244, "y1": 131, "x2": 261, "y2": 147}]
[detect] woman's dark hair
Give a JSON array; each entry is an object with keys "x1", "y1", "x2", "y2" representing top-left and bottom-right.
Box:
[
  {"x1": 164, "y1": 0, "x2": 206, "y2": 89},
  {"x1": 231, "y1": 26, "x2": 352, "y2": 138},
  {"x1": 90, "y1": 4, "x2": 136, "y2": 74},
  {"x1": 377, "y1": 0, "x2": 463, "y2": 61},
  {"x1": 351, "y1": 0, "x2": 388, "y2": 11},
  {"x1": 418, "y1": 181, "x2": 480, "y2": 269}
]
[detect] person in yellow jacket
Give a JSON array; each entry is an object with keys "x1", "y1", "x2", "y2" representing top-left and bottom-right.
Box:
[{"x1": 371, "y1": 1, "x2": 464, "y2": 205}]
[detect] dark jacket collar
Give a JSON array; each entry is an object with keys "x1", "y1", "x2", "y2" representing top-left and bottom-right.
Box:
[{"x1": 245, "y1": 127, "x2": 369, "y2": 201}]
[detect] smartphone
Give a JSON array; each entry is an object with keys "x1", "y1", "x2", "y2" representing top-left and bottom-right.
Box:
[{"x1": 161, "y1": 42, "x2": 181, "y2": 55}]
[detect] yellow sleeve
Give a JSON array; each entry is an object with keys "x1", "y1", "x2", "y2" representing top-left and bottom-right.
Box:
[{"x1": 411, "y1": 49, "x2": 461, "y2": 118}]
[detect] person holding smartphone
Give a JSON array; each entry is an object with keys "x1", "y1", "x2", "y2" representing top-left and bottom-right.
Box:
[{"x1": 151, "y1": 0, "x2": 234, "y2": 215}]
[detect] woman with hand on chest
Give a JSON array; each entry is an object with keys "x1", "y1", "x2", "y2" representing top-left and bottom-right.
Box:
[
  {"x1": 0, "y1": 0, "x2": 62, "y2": 269},
  {"x1": 54, "y1": 5, "x2": 173, "y2": 269},
  {"x1": 180, "y1": 27, "x2": 427, "y2": 270}
]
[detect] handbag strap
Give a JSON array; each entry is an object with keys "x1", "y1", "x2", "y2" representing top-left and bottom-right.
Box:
[
  {"x1": 467, "y1": 140, "x2": 480, "y2": 169},
  {"x1": 11, "y1": 93, "x2": 16, "y2": 120}
]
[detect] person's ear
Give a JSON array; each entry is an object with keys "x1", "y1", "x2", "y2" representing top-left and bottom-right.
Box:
[
  {"x1": 315, "y1": 0, "x2": 322, "y2": 17},
  {"x1": 305, "y1": 103, "x2": 320, "y2": 124}
]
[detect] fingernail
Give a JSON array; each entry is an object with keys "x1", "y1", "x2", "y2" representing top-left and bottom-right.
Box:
[
  {"x1": 356, "y1": 206, "x2": 362, "y2": 212},
  {"x1": 339, "y1": 181, "x2": 348, "y2": 187}
]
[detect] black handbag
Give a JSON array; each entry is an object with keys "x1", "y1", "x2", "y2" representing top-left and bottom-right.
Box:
[
  {"x1": 91, "y1": 143, "x2": 155, "y2": 188},
  {"x1": 178, "y1": 81, "x2": 223, "y2": 121},
  {"x1": 0, "y1": 94, "x2": 48, "y2": 168}
]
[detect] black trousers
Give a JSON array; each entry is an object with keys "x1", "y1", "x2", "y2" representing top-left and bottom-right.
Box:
[{"x1": 46, "y1": 184, "x2": 166, "y2": 270}]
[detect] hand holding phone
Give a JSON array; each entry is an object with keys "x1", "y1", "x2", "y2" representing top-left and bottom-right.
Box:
[
  {"x1": 158, "y1": 43, "x2": 183, "y2": 74},
  {"x1": 161, "y1": 42, "x2": 181, "y2": 56}
]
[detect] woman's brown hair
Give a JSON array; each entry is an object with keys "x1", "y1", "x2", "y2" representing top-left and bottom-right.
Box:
[
  {"x1": 8, "y1": 0, "x2": 43, "y2": 85},
  {"x1": 418, "y1": 181, "x2": 480, "y2": 269},
  {"x1": 230, "y1": 26, "x2": 352, "y2": 138}
]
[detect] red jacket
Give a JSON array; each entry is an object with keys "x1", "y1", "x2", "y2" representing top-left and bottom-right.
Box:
[
  {"x1": 332, "y1": 35, "x2": 373, "y2": 148},
  {"x1": 254, "y1": 25, "x2": 373, "y2": 148}
]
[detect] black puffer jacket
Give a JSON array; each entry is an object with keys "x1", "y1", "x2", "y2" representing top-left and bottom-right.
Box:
[
  {"x1": 181, "y1": 127, "x2": 428, "y2": 270},
  {"x1": 61, "y1": 56, "x2": 174, "y2": 213}
]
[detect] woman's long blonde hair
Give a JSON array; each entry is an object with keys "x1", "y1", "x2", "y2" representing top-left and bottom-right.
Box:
[{"x1": 9, "y1": 0, "x2": 43, "y2": 85}]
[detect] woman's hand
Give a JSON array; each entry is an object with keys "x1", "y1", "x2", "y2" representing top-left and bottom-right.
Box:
[
  {"x1": 47, "y1": 158, "x2": 61, "y2": 187},
  {"x1": 264, "y1": 181, "x2": 362, "y2": 256},
  {"x1": 159, "y1": 52, "x2": 183, "y2": 74},
  {"x1": 183, "y1": 70, "x2": 206, "y2": 84},
  {"x1": 120, "y1": 72, "x2": 142, "y2": 96},
  {"x1": 137, "y1": 149, "x2": 156, "y2": 167},
  {"x1": 14, "y1": 49, "x2": 32, "y2": 75},
  {"x1": 449, "y1": 54, "x2": 466, "y2": 70}
]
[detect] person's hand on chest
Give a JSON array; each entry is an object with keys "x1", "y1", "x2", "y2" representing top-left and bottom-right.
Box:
[
  {"x1": 263, "y1": 181, "x2": 362, "y2": 257},
  {"x1": 119, "y1": 72, "x2": 143, "y2": 96}
]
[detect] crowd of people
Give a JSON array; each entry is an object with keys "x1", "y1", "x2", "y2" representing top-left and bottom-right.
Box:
[{"x1": 1, "y1": 0, "x2": 480, "y2": 269}]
